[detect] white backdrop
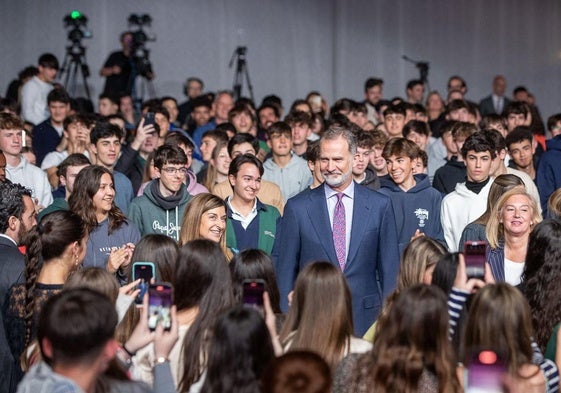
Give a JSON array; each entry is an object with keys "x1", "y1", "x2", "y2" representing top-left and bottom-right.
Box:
[{"x1": 2, "y1": 0, "x2": 561, "y2": 118}]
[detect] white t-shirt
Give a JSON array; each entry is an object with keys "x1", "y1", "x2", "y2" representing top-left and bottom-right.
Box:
[{"x1": 504, "y1": 257, "x2": 525, "y2": 286}]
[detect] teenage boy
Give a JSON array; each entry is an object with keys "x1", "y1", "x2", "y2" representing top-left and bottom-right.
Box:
[
  {"x1": 226, "y1": 154, "x2": 280, "y2": 254},
  {"x1": 369, "y1": 129, "x2": 389, "y2": 178},
  {"x1": 432, "y1": 122, "x2": 476, "y2": 195},
  {"x1": 441, "y1": 132, "x2": 496, "y2": 251},
  {"x1": 306, "y1": 140, "x2": 324, "y2": 189},
  {"x1": 353, "y1": 131, "x2": 380, "y2": 190},
  {"x1": 0, "y1": 113, "x2": 52, "y2": 209},
  {"x1": 427, "y1": 120, "x2": 459, "y2": 182},
  {"x1": 262, "y1": 122, "x2": 311, "y2": 200},
  {"x1": 383, "y1": 104, "x2": 406, "y2": 138},
  {"x1": 38, "y1": 154, "x2": 91, "y2": 221},
  {"x1": 90, "y1": 122, "x2": 134, "y2": 213},
  {"x1": 380, "y1": 138, "x2": 444, "y2": 252},
  {"x1": 21, "y1": 53, "x2": 59, "y2": 126},
  {"x1": 212, "y1": 133, "x2": 285, "y2": 214},
  {"x1": 506, "y1": 126, "x2": 537, "y2": 180},
  {"x1": 285, "y1": 111, "x2": 314, "y2": 157},
  {"x1": 128, "y1": 145, "x2": 192, "y2": 241}
]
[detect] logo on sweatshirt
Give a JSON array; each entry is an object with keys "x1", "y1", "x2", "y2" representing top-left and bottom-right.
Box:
[
  {"x1": 414, "y1": 208, "x2": 429, "y2": 228},
  {"x1": 153, "y1": 221, "x2": 180, "y2": 235}
]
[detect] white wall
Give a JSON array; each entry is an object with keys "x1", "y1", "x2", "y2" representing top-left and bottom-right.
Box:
[{"x1": 2, "y1": 0, "x2": 561, "y2": 118}]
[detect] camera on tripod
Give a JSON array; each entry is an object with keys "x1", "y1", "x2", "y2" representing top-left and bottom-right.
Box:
[
  {"x1": 63, "y1": 10, "x2": 92, "y2": 45},
  {"x1": 128, "y1": 13, "x2": 155, "y2": 79}
]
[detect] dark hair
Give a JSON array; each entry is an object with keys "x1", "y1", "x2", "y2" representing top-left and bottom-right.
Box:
[
  {"x1": 446, "y1": 99, "x2": 469, "y2": 114},
  {"x1": 547, "y1": 113, "x2": 561, "y2": 132},
  {"x1": 228, "y1": 103, "x2": 254, "y2": 123},
  {"x1": 383, "y1": 103, "x2": 406, "y2": 117},
  {"x1": 461, "y1": 132, "x2": 497, "y2": 159},
  {"x1": 0, "y1": 182, "x2": 32, "y2": 233},
  {"x1": 262, "y1": 351, "x2": 332, "y2": 393},
  {"x1": 306, "y1": 140, "x2": 321, "y2": 163},
  {"x1": 504, "y1": 101, "x2": 529, "y2": 117},
  {"x1": 356, "y1": 131, "x2": 375, "y2": 149},
  {"x1": 285, "y1": 111, "x2": 313, "y2": 129},
  {"x1": 480, "y1": 114, "x2": 507, "y2": 130},
  {"x1": 24, "y1": 211, "x2": 87, "y2": 347},
  {"x1": 130, "y1": 234, "x2": 178, "y2": 282},
  {"x1": 165, "y1": 132, "x2": 195, "y2": 151},
  {"x1": 177, "y1": 240, "x2": 234, "y2": 392},
  {"x1": 62, "y1": 114, "x2": 86, "y2": 131},
  {"x1": 330, "y1": 98, "x2": 354, "y2": 116},
  {"x1": 365, "y1": 77, "x2": 384, "y2": 92},
  {"x1": 227, "y1": 133, "x2": 259, "y2": 157},
  {"x1": 258, "y1": 103, "x2": 280, "y2": 119},
  {"x1": 214, "y1": 123, "x2": 237, "y2": 137},
  {"x1": 98, "y1": 93, "x2": 119, "y2": 106},
  {"x1": 0, "y1": 98, "x2": 17, "y2": 113},
  {"x1": 47, "y1": 88, "x2": 70, "y2": 105},
  {"x1": 19, "y1": 66, "x2": 38, "y2": 81},
  {"x1": 200, "y1": 306, "x2": 274, "y2": 393},
  {"x1": 289, "y1": 99, "x2": 312, "y2": 115},
  {"x1": 402, "y1": 120, "x2": 430, "y2": 138},
  {"x1": 521, "y1": 219, "x2": 561, "y2": 350},
  {"x1": 56, "y1": 153, "x2": 90, "y2": 179},
  {"x1": 153, "y1": 144, "x2": 187, "y2": 170},
  {"x1": 447, "y1": 75, "x2": 466, "y2": 90},
  {"x1": 161, "y1": 96, "x2": 178, "y2": 105},
  {"x1": 191, "y1": 96, "x2": 213, "y2": 110},
  {"x1": 38, "y1": 53, "x2": 59, "y2": 70},
  {"x1": 262, "y1": 94, "x2": 283, "y2": 109},
  {"x1": 201, "y1": 129, "x2": 229, "y2": 144},
  {"x1": 90, "y1": 121, "x2": 124, "y2": 145},
  {"x1": 266, "y1": 121, "x2": 292, "y2": 138},
  {"x1": 68, "y1": 165, "x2": 128, "y2": 234},
  {"x1": 38, "y1": 288, "x2": 116, "y2": 364},
  {"x1": 505, "y1": 126, "x2": 533, "y2": 148},
  {"x1": 228, "y1": 154, "x2": 264, "y2": 178},
  {"x1": 406, "y1": 79, "x2": 423, "y2": 90},
  {"x1": 230, "y1": 249, "x2": 282, "y2": 314}
]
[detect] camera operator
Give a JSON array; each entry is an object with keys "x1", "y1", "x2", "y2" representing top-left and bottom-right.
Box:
[{"x1": 99, "y1": 31, "x2": 134, "y2": 97}]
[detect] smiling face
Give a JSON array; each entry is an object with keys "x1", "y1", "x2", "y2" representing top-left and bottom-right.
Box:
[
  {"x1": 199, "y1": 206, "x2": 227, "y2": 243},
  {"x1": 384, "y1": 113, "x2": 405, "y2": 137},
  {"x1": 93, "y1": 173, "x2": 115, "y2": 220},
  {"x1": 386, "y1": 154, "x2": 417, "y2": 190},
  {"x1": 229, "y1": 162, "x2": 261, "y2": 204},
  {"x1": 92, "y1": 136, "x2": 121, "y2": 168},
  {"x1": 508, "y1": 139, "x2": 534, "y2": 170},
  {"x1": 155, "y1": 163, "x2": 186, "y2": 197},
  {"x1": 500, "y1": 194, "x2": 533, "y2": 237},
  {"x1": 211, "y1": 146, "x2": 231, "y2": 176}
]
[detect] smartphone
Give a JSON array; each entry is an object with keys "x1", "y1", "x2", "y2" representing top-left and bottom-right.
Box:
[
  {"x1": 466, "y1": 350, "x2": 505, "y2": 393},
  {"x1": 464, "y1": 241, "x2": 487, "y2": 280},
  {"x1": 148, "y1": 282, "x2": 173, "y2": 332},
  {"x1": 143, "y1": 112, "x2": 155, "y2": 127},
  {"x1": 132, "y1": 262, "x2": 156, "y2": 305},
  {"x1": 242, "y1": 279, "x2": 265, "y2": 314}
]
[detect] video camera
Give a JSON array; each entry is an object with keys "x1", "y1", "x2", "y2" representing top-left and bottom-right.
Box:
[{"x1": 63, "y1": 10, "x2": 92, "y2": 44}]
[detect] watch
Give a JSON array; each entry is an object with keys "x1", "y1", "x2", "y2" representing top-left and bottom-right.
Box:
[{"x1": 154, "y1": 356, "x2": 169, "y2": 365}]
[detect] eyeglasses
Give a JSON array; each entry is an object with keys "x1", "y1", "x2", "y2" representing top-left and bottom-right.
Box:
[{"x1": 161, "y1": 167, "x2": 187, "y2": 175}]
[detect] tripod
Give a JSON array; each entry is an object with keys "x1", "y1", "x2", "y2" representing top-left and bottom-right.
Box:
[
  {"x1": 229, "y1": 46, "x2": 254, "y2": 102},
  {"x1": 402, "y1": 55, "x2": 431, "y2": 92},
  {"x1": 59, "y1": 43, "x2": 91, "y2": 100},
  {"x1": 129, "y1": 52, "x2": 156, "y2": 114}
]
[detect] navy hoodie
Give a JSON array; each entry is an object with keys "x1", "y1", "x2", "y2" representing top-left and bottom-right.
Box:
[
  {"x1": 379, "y1": 173, "x2": 445, "y2": 253},
  {"x1": 537, "y1": 136, "x2": 561, "y2": 215}
]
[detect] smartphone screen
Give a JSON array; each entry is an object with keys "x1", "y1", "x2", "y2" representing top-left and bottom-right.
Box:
[
  {"x1": 464, "y1": 241, "x2": 487, "y2": 279},
  {"x1": 132, "y1": 262, "x2": 155, "y2": 305},
  {"x1": 242, "y1": 279, "x2": 265, "y2": 314},
  {"x1": 466, "y1": 350, "x2": 505, "y2": 393},
  {"x1": 143, "y1": 112, "x2": 155, "y2": 127},
  {"x1": 148, "y1": 283, "x2": 173, "y2": 331}
]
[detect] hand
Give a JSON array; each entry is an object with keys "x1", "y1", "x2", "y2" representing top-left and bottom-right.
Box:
[
  {"x1": 154, "y1": 305, "x2": 179, "y2": 359},
  {"x1": 453, "y1": 253, "x2": 491, "y2": 293},
  {"x1": 125, "y1": 293, "x2": 154, "y2": 354},
  {"x1": 131, "y1": 117, "x2": 156, "y2": 150},
  {"x1": 264, "y1": 292, "x2": 282, "y2": 356},
  {"x1": 120, "y1": 244, "x2": 135, "y2": 269},
  {"x1": 120, "y1": 278, "x2": 141, "y2": 299},
  {"x1": 112, "y1": 65, "x2": 122, "y2": 75},
  {"x1": 106, "y1": 246, "x2": 133, "y2": 274},
  {"x1": 410, "y1": 229, "x2": 425, "y2": 242}
]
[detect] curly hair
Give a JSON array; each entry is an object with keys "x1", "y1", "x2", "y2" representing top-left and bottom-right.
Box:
[
  {"x1": 0, "y1": 182, "x2": 32, "y2": 233},
  {"x1": 521, "y1": 219, "x2": 561, "y2": 350},
  {"x1": 68, "y1": 165, "x2": 127, "y2": 234}
]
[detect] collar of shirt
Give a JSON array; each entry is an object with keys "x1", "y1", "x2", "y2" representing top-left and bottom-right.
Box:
[
  {"x1": 0, "y1": 234, "x2": 18, "y2": 247},
  {"x1": 324, "y1": 180, "x2": 355, "y2": 201},
  {"x1": 227, "y1": 196, "x2": 260, "y2": 230}
]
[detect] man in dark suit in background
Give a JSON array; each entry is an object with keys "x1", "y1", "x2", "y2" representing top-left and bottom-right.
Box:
[
  {"x1": 0, "y1": 182, "x2": 37, "y2": 393},
  {"x1": 272, "y1": 125, "x2": 400, "y2": 336},
  {"x1": 479, "y1": 75, "x2": 511, "y2": 116}
]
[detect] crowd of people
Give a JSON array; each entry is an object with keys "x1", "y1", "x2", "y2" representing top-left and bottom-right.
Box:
[{"x1": 1, "y1": 47, "x2": 561, "y2": 393}]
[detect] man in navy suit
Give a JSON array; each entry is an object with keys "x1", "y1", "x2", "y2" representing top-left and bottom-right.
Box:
[
  {"x1": 479, "y1": 75, "x2": 511, "y2": 117},
  {"x1": 272, "y1": 125, "x2": 400, "y2": 336},
  {"x1": 0, "y1": 181, "x2": 37, "y2": 393}
]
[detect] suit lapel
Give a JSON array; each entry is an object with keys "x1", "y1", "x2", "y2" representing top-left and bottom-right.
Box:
[
  {"x1": 307, "y1": 185, "x2": 338, "y2": 263},
  {"x1": 347, "y1": 186, "x2": 370, "y2": 267}
]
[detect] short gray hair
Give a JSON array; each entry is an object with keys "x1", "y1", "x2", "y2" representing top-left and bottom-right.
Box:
[{"x1": 320, "y1": 124, "x2": 357, "y2": 154}]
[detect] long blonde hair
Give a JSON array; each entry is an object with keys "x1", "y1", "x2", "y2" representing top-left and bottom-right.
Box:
[
  {"x1": 179, "y1": 193, "x2": 232, "y2": 259},
  {"x1": 397, "y1": 237, "x2": 446, "y2": 291},
  {"x1": 486, "y1": 187, "x2": 541, "y2": 249}
]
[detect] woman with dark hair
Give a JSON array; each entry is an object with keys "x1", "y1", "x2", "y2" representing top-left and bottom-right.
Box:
[
  {"x1": 179, "y1": 193, "x2": 231, "y2": 259},
  {"x1": 69, "y1": 165, "x2": 140, "y2": 280},
  {"x1": 279, "y1": 262, "x2": 371, "y2": 370},
  {"x1": 334, "y1": 285, "x2": 460, "y2": 393},
  {"x1": 132, "y1": 239, "x2": 234, "y2": 391},
  {"x1": 4, "y1": 210, "x2": 87, "y2": 383},
  {"x1": 199, "y1": 306, "x2": 275, "y2": 393},
  {"x1": 229, "y1": 249, "x2": 282, "y2": 314},
  {"x1": 520, "y1": 219, "x2": 561, "y2": 354}
]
